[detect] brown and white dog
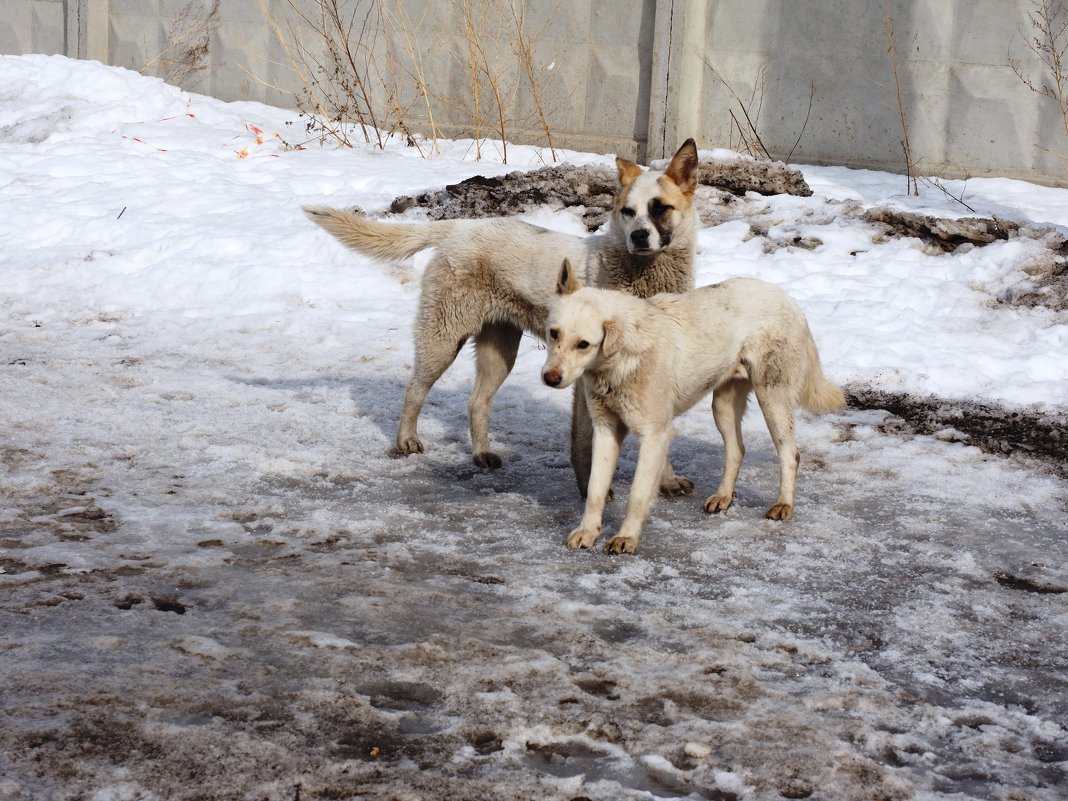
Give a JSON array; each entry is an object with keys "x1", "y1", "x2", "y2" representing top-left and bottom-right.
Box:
[
  {"x1": 542, "y1": 261, "x2": 844, "y2": 554},
  {"x1": 304, "y1": 140, "x2": 699, "y2": 485}
]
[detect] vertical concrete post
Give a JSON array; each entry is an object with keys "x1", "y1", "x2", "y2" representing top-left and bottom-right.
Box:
[
  {"x1": 646, "y1": 0, "x2": 710, "y2": 160},
  {"x1": 66, "y1": 0, "x2": 108, "y2": 61},
  {"x1": 647, "y1": 0, "x2": 677, "y2": 160}
]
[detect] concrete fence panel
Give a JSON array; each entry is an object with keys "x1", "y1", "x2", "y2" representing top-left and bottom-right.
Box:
[{"x1": 1, "y1": 0, "x2": 1065, "y2": 183}]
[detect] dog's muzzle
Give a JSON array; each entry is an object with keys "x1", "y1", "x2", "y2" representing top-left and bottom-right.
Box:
[{"x1": 630, "y1": 228, "x2": 651, "y2": 248}]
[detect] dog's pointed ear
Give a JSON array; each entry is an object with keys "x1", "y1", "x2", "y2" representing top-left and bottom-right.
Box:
[
  {"x1": 615, "y1": 156, "x2": 643, "y2": 188},
  {"x1": 557, "y1": 258, "x2": 583, "y2": 295},
  {"x1": 665, "y1": 138, "x2": 699, "y2": 195},
  {"x1": 601, "y1": 319, "x2": 625, "y2": 358}
]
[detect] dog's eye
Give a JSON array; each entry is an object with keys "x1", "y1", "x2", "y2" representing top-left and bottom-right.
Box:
[
  {"x1": 650, "y1": 199, "x2": 674, "y2": 216},
  {"x1": 619, "y1": 207, "x2": 636, "y2": 218},
  {"x1": 577, "y1": 340, "x2": 590, "y2": 350},
  {"x1": 549, "y1": 328, "x2": 558, "y2": 340}
]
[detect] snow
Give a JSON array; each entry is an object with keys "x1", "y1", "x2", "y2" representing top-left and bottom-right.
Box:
[{"x1": 0, "y1": 54, "x2": 1066, "y2": 801}]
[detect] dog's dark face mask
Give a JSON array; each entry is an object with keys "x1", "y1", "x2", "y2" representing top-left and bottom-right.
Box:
[{"x1": 614, "y1": 139, "x2": 698, "y2": 256}]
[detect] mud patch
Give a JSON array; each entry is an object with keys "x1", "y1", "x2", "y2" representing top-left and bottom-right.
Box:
[
  {"x1": 654, "y1": 154, "x2": 813, "y2": 198},
  {"x1": 863, "y1": 208, "x2": 1019, "y2": 252},
  {"x1": 862, "y1": 208, "x2": 1068, "y2": 311},
  {"x1": 388, "y1": 166, "x2": 618, "y2": 232},
  {"x1": 998, "y1": 250, "x2": 1068, "y2": 312},
  {"x1": 847, "y1": 387, "x2": 1067, "y2": 472},
  {"x1": 388, "y1": 157, "x2": 812, "y2": 233},
  {"x1": 994, "y1": 571, "x2": 1067, "y2": 594}
]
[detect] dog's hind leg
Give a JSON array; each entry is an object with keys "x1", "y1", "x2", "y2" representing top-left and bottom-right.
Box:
[
  {"x1": 704, "y1": 378, "x2": 751, "y2": 514},
  {"x1": 570, "y1": 385, "x2": 594, "y2": 496},
  {"x1": 753, "y1": 383, "x2": 800, "y2": 521},
  {"x1": 397, "y1": 275, "x2": 480, "y2": 456},
  {"x1": 469, "y1": 322, "x2": 522, "y2": 468},
  {"x1": 572, "y1": 387, "x2": 688, "y2": 498},
  {"x1": 397, "y1": 333, "x2": 467, "y2": 457},
  {"x1": 658, "y1": 456, "x2": 694, "y2": 497}
]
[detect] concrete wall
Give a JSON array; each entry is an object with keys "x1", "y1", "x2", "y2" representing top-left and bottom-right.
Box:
[
  {"x1": 1, "y1": 0, "x2": 68, "y2": 57},
  {"x1": 1, "y1": 0, "x2": 1065, "y2": 183},
  {"x1": 661, "y1": 0, "x2": 1066, "y2": 181}
]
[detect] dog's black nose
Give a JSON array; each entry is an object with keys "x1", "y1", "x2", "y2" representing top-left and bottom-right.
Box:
[
  {"x1": 543, "y1": 370, "x2": 561, "y2": 387},
  {"x1": 630, "y1": 228, "x2": 650, "y2": 247}
]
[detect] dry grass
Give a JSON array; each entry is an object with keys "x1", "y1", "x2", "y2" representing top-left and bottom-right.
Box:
[
  {"x1": 699, "y1": 57, "x2": 772, "y2": 160},
  {"x1": 141, "y1": 0, "x2": 221, "y2": 86},
  {"x1": 882, "y1": 0, "x2": 918, "y2": 196},
  {"x1": 1010, "y1": 0, "x2": 1068, "y2": 164},
  {"x1": 252, "y1": 0, "x2": 558, "y2": 162},
  {"x1": 508, "y1": 0, "x2": 556, "y2": 162}
]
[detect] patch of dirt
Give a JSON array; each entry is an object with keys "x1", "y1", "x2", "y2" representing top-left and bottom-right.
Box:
[
  {"x1": 846, "y1": 387, "x2": 1067, "y2": 473},
  {"x1": 658, "y1": 154, "x2": 813, "y2": 197},
  {"x1": 388, "y1": 166, "x2": 619, "y2": 232},
  {"x1": 387, "y1": 157, "x2": 812, "y2": 233},
  {"x1": 863, "y1": 208, "x2": 1020, "y2": 252},
  {"x1": 383, "y1": 163, "x2": 1066, "y2": 312},
  {"x1": 863, "y1": 209, "x2": 1068, "y2": 311},
  {"x1": 994, "y1": 571, "x2": 1067, "y2": 594},
  {"x1": 999, "y1": 250, "x2": 1068, "y2": 312}
]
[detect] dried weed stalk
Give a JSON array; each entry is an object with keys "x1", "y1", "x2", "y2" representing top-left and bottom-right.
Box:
[
  {"x1": 260, "y1": 0, "x2": 384, "y2": 148},
  {"x1": 700, "y1": 57, "x2": 772, "y2": 160},
  {"x1": 1010, "y1": 0, "x2": 1068, "y2": 162},
  {"x1": 379, "y1": 0, "x2": 440, "y2": 155},
  {"x1": 508, "y1": 0, "x2": 556, "y2": 161},
  {"x1": 256, "y1": 0, "x2": 557, "y2": 162},
  {"x1": 142, "y1": 0, "x2": 221, "y2": 85},
  {"x1": 883, "y1": 0, "x2": 919, "y2": 196}
]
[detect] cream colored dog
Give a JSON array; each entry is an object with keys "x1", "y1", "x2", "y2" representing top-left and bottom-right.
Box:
[
  {"x1": 304, "y1": 140, "x2": 699, "y2": 483},
  {"x1": 542, "y1": 261, "x2": 845, "y2": 554}
]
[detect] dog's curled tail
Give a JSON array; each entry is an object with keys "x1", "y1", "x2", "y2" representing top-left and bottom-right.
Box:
[
  {"x1": 801, "y1": 334, "x2": 845, "y2": 415},
  {"x1": 303, "y1": 205, "x2": 457, "y2": 263}
]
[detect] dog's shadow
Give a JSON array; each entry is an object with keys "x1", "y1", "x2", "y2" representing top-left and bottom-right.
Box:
[{"x1": 230, "y1": 369, "x2": 745, "y2": 512}]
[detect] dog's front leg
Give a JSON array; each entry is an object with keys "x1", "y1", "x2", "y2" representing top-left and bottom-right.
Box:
[
  {"x1": 658, "y1": 457, "x2": 694, "y2": 497},
  {"x1": 566, "y1": 412, "x2": 626, "y2": 550},
  {"x1": 604, "y1": 426, "x2": 674, "y2": 555},
  {"x1": 569, "y1": 381, "x2": 594, "y2": 496}
]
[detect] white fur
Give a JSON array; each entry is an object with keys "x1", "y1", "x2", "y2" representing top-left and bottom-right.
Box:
[
  {"x1": 542, "y1": 269, "x2": 845, "y2": 554},
  {"x1": 304, "y1": 140, "x2": 699, "y2": 478}
]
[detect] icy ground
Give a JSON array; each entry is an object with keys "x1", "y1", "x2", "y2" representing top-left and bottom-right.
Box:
[{"x1": 1, "y1": 55, "x2": 1066, "y2": 801}]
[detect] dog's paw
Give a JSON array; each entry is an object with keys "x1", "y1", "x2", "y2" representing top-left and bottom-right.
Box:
[
  {"x1": 604, "y1": 535, "x2": 639, "y2": 555},
  {"x1": 473, "y1": 451, "x2": 503, "y2": 469},
  {"x1": 764, "y1": 503, "x2": 793, "y2": 521},
  {"x1": 703, "y1": 493, "x2": 733, "y2": 514},
  {"x1": 565, "y1": 528, "x2": 600, "y2": 550},
  {"x1": 660, "y1": 475, "x2": 695, "y2": 497},
  {"x1": 396, "y1": 435, "x2": 424, "y2": 456},
  {"x1": 577, "y1": 485, "x2": 615, "y2": 501}
]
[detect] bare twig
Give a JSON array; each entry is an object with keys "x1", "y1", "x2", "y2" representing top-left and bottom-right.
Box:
[
  {"x1": 379, "y1": 0, "x2": 441, "y2": 155},
  {"x1": 509, "y1": 0, "x2": 556, "y2": 160},
  {"x1": 457, "y1": 0, "x2": 485, "y2": 159},
  {"x1": 700, "y1": 56, "x2": 771, "y2": 159},
  {"x1": 784, "y1": 81, "x2": 815, "y2": 164},
  {"x1": 141, "y1": 0, "x2": 221, "y2": 85},
  {"x1": 252, "y1": 0, "x2": 555, "y2": 161},
  {"x1": 920, "y1": 176, "x2": 977, "y2": 213},
  {"x1": 1010, "y1": 0, "x2": 1068, "y2": 157},
  {"x1": 883, "y1": 0, "x2": 918, "y2": 195}
]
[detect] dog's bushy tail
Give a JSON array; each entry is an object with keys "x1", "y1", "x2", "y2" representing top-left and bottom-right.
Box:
[
  {"x1": 303, "y1": 205, "x2": 457, "y2": 262},
  {"x1": 801, "y1": 333, "x2": 845, "y2": 415}
]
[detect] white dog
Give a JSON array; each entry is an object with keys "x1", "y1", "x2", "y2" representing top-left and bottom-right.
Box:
[
  {"x1": 541, "y1": 261, "x2": 845, "y2": 554},
  {"x1": 303, "y1": 140, "x2": 698, "y2": 487}
]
